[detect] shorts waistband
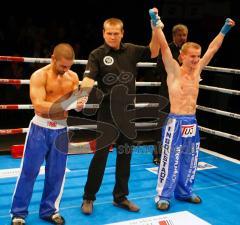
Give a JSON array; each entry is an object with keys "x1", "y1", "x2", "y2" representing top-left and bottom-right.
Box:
[
  {"x1": 32, "y1": 115, "x2": 67, "y2": 129},
  {"x1": 168, "y1": 113, "x2": 196, "y2": 120}
]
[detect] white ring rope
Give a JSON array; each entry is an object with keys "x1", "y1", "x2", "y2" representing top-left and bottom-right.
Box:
[
  {"x1": 196, "y1": 105, "x2": 240, "y2": 119},
  {"x1": 1, "y1": 124, "x2": 239, "y2": 142},
  {"x1": 0, "y1": 56, "x2": 87, "y2": 65},
  {"x1": 203, "y1": 66, "x2": 240, "y2": 74},
  {"x1": 0, "y1": 122, "x2": 156, "y2": 135},
  {"x1": 1, "y1": 103, "x2": 239, "y2": 120},
  {"x1": 1, "y1": 56, "x2": 240, "y2": 74},
  {"x1": 69, "y1": 123, "x2": 156, "y2": 130},
  {"x1": 198, "y1": 126, "x2": 240, "y2": 142},
  {"x1": 0, "y1": 79, "x2": 162, "y2": 87},
  {"x1": 0, "y1": 79, "x2": 239, "y2": 96},
  {"x1": 0, "y1": 103, "x2": 159, "y2": 110},
  {"x1": 134, "y1": 82, "x2": 161, "y2": 87},
  {"x1": 0, "y1": 103, "x2": 165, "y2": 110},
  {"x1": 199, "y1": 84, "x2": 240, "y2": 95}
]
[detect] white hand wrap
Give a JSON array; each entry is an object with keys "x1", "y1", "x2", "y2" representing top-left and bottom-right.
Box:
[
  {"x1": 155, "y1": 17, "x2": 164, "y2": 29},
  {"x1": 61, "y1": 90, "x2": 89, "y2": 111},
  {"x1": 75, "y1": 91, "x2": 89, "y2": 112},
  {"x1": 61, "y1": 94, "x2": 78, "y2": 111}
]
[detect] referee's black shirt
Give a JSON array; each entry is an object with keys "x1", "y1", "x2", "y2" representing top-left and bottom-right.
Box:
[{"x1": 83, "y1": 42, "x2": 151, "y2": 101}]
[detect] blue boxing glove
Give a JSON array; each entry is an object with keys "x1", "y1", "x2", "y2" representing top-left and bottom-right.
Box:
[
  {"x1": 149, "y1": 8, "x2": 164, "y2": 29},
  {"x1": 220, "y1": 18, "x2": 233, "y2": 35},
  {"x1": 149, "y1": 9, "x2": 158, "y2": 26}
]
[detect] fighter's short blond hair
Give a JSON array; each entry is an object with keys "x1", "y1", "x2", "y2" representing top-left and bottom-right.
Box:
[{"x1": 180, "y1": 42, "x2": 201, "y2": 54}]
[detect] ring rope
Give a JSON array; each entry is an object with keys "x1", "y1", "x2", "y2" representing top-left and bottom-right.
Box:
[
  {"x1": 1, "y1": 104, "x2": 239, "y2": 120},
  {"x1": 0, "y1": 122, "x2": 156, "y2": 135},
  {"x1": 0, "y1": 56, "x2": 87, "y2": 65},
  {"x1": 199, "y1": 84, "x2": 240, "y2": 95},
  {"x1": 0, "y1": 103, "x2": 159, "y2": 110},
  {"x1": 198, "y1": 126, "x2": 240, "y2": 142},
  {"x1": 0, "y1": 105, "x2": 34, "y2": 110},
  {"x1": 196, "y1": 105, "x2": 240, "y2": 119},
  {"x1": 0, "y1": 128, "x2": 29, "y2": 135},
  {"x1": 1, "y1": 124, "x2": 239, "y2": 142},
  {"x1": 0, "y1": 79, "x2": 162, "y2": 87},
  {"x1": 0, "y1": 103, "x2": 165, "y2": 110},
  {"x1": 203, "y1": 66, "x2": 240, "y2": 74},
  {"x1": 0, "y1": 79, "x2": 30, "y2": 85},
  {"x1": 0, "y1": 79, "x2": 239, "y2": 95},
  {"x1": 1, "y1": 56, "x2": 240, "y2": 74},
  {"x1": 69, "y1": 122, "x2": 156, "y2": 130}
]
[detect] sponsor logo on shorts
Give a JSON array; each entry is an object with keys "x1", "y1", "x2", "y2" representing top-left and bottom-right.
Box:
[
  {"x1": 103, "y1": 56, "x2": 114, "y2": 65},
  {"x1": 47, "y1": 121, "x2": 57, "y2": 127},
  {"x1": 159, "y1": 126, "x2": 172, "y2": 183},
  {"x1": 172, "y1": 146, "x2": 181, "y2": 183},
  {"x1": 182, "y1": 124, "x2": 196, "y2": 137},
  {"x1": 147, "y1": 161, "x2": 217, "y2": 175}
]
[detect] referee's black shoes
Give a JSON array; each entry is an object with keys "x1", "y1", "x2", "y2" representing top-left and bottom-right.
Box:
[
  {"x1": 81, "y1": 200, "x2": 93, "y2": 215},
  {"x1": 113, "y1": 199, "x2": 140, "y2": 212}
]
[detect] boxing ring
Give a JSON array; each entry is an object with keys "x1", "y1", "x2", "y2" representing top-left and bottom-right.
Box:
[{"x1": 0, "y1": 56, "x2": 239, "y2": 225}]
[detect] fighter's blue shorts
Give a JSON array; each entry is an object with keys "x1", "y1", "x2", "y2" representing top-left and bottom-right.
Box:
[
  {"x1": 11, "y1": 115, "x2": 68, "y2": 218},
  {"x1": 155, "y1": 113, "x2": 200, "y2": 202}
]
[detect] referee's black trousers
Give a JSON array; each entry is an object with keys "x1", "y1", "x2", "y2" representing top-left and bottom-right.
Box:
[{"x1": 83, "y1": 104, "x2": 133, "y2": 203}]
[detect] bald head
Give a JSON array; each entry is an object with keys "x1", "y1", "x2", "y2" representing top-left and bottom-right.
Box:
[{"x1": 53, "y1": 43, "x2": 75, "y2": 60}]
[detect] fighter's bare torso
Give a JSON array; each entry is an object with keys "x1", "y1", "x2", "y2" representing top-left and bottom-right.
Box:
[{"x1": 168, "y1": 66, "x2": 200, "y2": 115}]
